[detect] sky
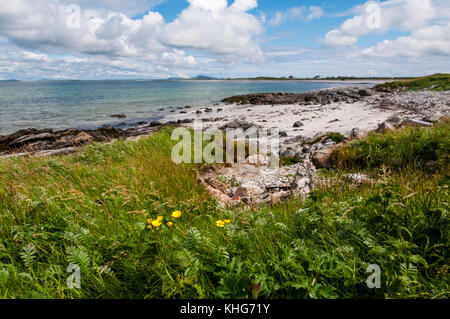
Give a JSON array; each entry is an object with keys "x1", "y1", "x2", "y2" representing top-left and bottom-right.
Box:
[{"x1": 0, "y1": 0, "x2": 449, "y2": 80}]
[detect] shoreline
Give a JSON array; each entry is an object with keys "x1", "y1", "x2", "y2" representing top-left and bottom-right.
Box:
[{"x1": 1, "y1": 86, "x2": 448, "y2": 158}]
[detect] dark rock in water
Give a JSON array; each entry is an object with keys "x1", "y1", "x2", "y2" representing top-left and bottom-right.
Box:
[
  {"x1": 196, "y1": 110, "x2": 203, "y2": 114},
  {"x1": 180, "y1": 111, "x2": 187, "y2": 114},
  {"x1": 150, "y1": 121, "x2": 162, "y2": 127},
  {"x1": 184, "y1": 105, "x2": 192, "y2": 109},
  {"x1": 137, "y1": 121, "x2": 147, "y2": 125},
  {"x1": 293, "y1": 121, "x2": 304, "y2": 128},
  {"x1": 111, "y1": 114, "x2": 126, "y2": 119},
  {"x1": 178, "y1": 119, "x2": 193, "y2": 124}
]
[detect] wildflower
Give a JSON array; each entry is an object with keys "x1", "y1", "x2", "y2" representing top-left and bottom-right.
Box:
[
  {"x1": 216, "y1": 220, "x2": 225, "y2": 228},
  {"x1": 167, "y1": 222, "x2": 173, "y2": 227},
  {"x1": 171, "y1": 210, "x2": 182, "y2": 218},
  {"x1": 224, "y1": 219, "x2": 231, "y2": 224},
  {"x1": 147, "y1": 219, "x2": 153, "y2": 224},
  {"x1": 152, "y1": 219, "x2": 162, "y2": 228},
  {"x1": 157, "y1": 216, "x2": 163, "y2": 221},
  {"x1": 147, "y1": 225, "x2": 152, "y2": 230}
]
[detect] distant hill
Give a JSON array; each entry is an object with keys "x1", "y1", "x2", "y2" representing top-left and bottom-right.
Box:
[
  {"x1": 0, "y1": 79, "x2": 20, "y2": 82},
  {"x1": 191, "y1": 75, "x2": 218, "y2": 80}
]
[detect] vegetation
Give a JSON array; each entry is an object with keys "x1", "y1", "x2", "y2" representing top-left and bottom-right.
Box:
[
  {"x1": 333, "y1": 120, "x2": 449, "y2": 170},
  {"x1": 375, "y1": 73, "x2": 450, "y2": 91},
  {"x1": 0, "y1": 124, "x2": 448, "y2": 299}
]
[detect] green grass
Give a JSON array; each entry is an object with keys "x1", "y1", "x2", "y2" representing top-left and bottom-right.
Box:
[
  {"x1": 375, "y1": 73, "x2": 450, "y2": 91},
  {"x1": 0, "y1": 126, "x2": 448, "y2": 299},
  {"x1": 332, "y1": 120, "x2": 450, "y2": 170}
]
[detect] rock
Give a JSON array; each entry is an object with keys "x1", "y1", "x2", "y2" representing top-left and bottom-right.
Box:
[
  {"x1": 348, "y1": 128, "x2": 362, "y2": 140},
  {"x1": 279, "y1": 131, "x2": 288, "y2": 137},
  {"x1": 293, "y1": 121, "x2": 304, "y2": 128},
  {"x1": 73, "y1": 132, "x2": 94, "y2": 145},
  {"x1": 220, "y1": 120, "x2": 257, "y2": 131},
  {"x1": 9, "y1": 132, "x2": 55, "y2": 147},
  {"x1": 280, "y1": 149, "x2": 296, "y2": 158},
  {"x1": 376, "y1": 122, "x2": 395, "y2": 134},
  {"x1": 149, "y1": 121, "x2": 162, "y2": 127},
  {"x1": 196, "y1": 110, "x2": 203, "y2": 114},
  {"x1": 312, "y1": 148, "x2": 335, "y2": 168},
  {"x1": 111, "y1": 114, "x2": 126, "y2": 119},
  {"x1": 423, "y1": 113, "x2": 443, "y2": 123},
  {"x1": 291, "y1": 161, "x2": 316, "y2": 196},
  {"x1": 404, "y1": 118, "x2": 433, "y2": 127},
  {"x1": 184, "y1": 105, "x2": 192, "y2": 109},
  {"x1": 358, "y1": 89, "x2": 372, "y2": 97},
  {"x1": 233, "y1": 187, "x2": 250, "y2": 203},
  {"x1": 386, "y1": 115, "x2": 403, "y2": 127}
]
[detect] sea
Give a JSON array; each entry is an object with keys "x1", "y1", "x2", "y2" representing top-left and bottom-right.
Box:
[{"x1": 0, "y1": 80, "x2": 371, "y2": 136}]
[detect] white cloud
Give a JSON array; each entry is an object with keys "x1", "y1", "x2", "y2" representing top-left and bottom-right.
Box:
[
  {"x1": 268, "y1": 6, "x2": 323, "y2": 26},
  {"x1": 162, "y1": 0, "x2": 264, "y2": 62},
  {"x1": 362, "y1": 23, "x2": 450, "y2": 57},
  {"x1": 322, "y1": 0, "x2": 439, "y2": 47},
  {"x1": 0, "y1": 0, "x2": 264, "y2": 67},
  {"x1": 306, "y1": 6, "x2": 324, "y2": 22}
]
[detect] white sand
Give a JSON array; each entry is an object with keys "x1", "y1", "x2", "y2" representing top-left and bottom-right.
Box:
[{"x1": 165, "y1": 101, "x2": 413, "y2": 138}]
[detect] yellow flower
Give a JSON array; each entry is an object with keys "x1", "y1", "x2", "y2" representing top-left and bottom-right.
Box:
[
  {"x1": 147, "y1": 219, "x2": 153, "y2": 224},
  {"x1": 216, "y1": 220, "x2": 225, "y2": 228},
  {"x1": 152, "y1": 219, "x2": 162, "y2": 228},
  {"x1": 224, "y1": 219, "x2": 231, "y2": 224},
  {"x1": 147, "y1": 225, "x2": 152, "y2": 230},
  {"x1": 167, "y1": 222, "x2": 173, "y2": 227},
  {"x1": 157, "y1": 216, "x2": 163, "y2": 221},
  {"x1": 171, "y1": 210, "x2": 182, "y2": 218}
]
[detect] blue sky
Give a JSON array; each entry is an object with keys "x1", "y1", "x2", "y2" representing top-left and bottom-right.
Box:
[{"x1": 0, "y1": 0, "x2": 449, "y2": 80}]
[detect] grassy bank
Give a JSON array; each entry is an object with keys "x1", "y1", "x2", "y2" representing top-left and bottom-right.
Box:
[
  {"x1": 0, "y1": 125, "x2": 448, "y2": 299},
  {"x1": 375, "y1": 73, "x2": 450, "y2": 91}
]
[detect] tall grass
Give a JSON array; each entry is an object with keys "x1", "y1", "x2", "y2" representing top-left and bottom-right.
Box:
[
  {"x1": 375, "y1": 73, "x2": 450, "y2": 91},
  {"x1": 333, "y1": 120, "x2": 449, "y2": 170},
  {"x1": 0, "y1": 126, "x2": 448, "y2": 299}
]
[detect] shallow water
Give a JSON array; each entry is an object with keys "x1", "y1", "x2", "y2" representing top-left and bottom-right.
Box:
[{"x1": 0, "y1": 80, "x2": 368, "y2": 135}]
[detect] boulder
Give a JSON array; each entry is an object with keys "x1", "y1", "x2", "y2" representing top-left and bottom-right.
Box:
[
  {"x1": 291, "y1": 161, "x2": 316, "y2": 196},
  {"x1": 386, "y1": 115, "x2": 403, "y2": 127},
  {"x1": 358, "y1": 89, "x2": 372, "y2": 97},
  {"x1": 9, "y1": 132, "x2": 55, "y2": 148},
  {"x1": 312, "y1": 147, "x2": 335, "y2": 168},
  {"x1": 376, "y1": 122, "x2": 395, "y2": 134},
  {"x1": 280, "y1": 149, "x2": 296, "y2": 158},
  {"x1": 293, "y1": 121, "x2": 304, "y2": 128},
  {"x1": 73, "y1": 132, "x2": 94, "y2": 145}
]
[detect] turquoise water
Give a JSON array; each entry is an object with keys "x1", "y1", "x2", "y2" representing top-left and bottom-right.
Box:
[{"x1": 0, "y1": 80, "x2": 366, "y2": 135}]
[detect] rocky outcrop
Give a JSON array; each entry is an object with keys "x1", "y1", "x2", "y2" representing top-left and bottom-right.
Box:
[{"x1": 222, "y1": 87, "x2": 373, "y2": 106}]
